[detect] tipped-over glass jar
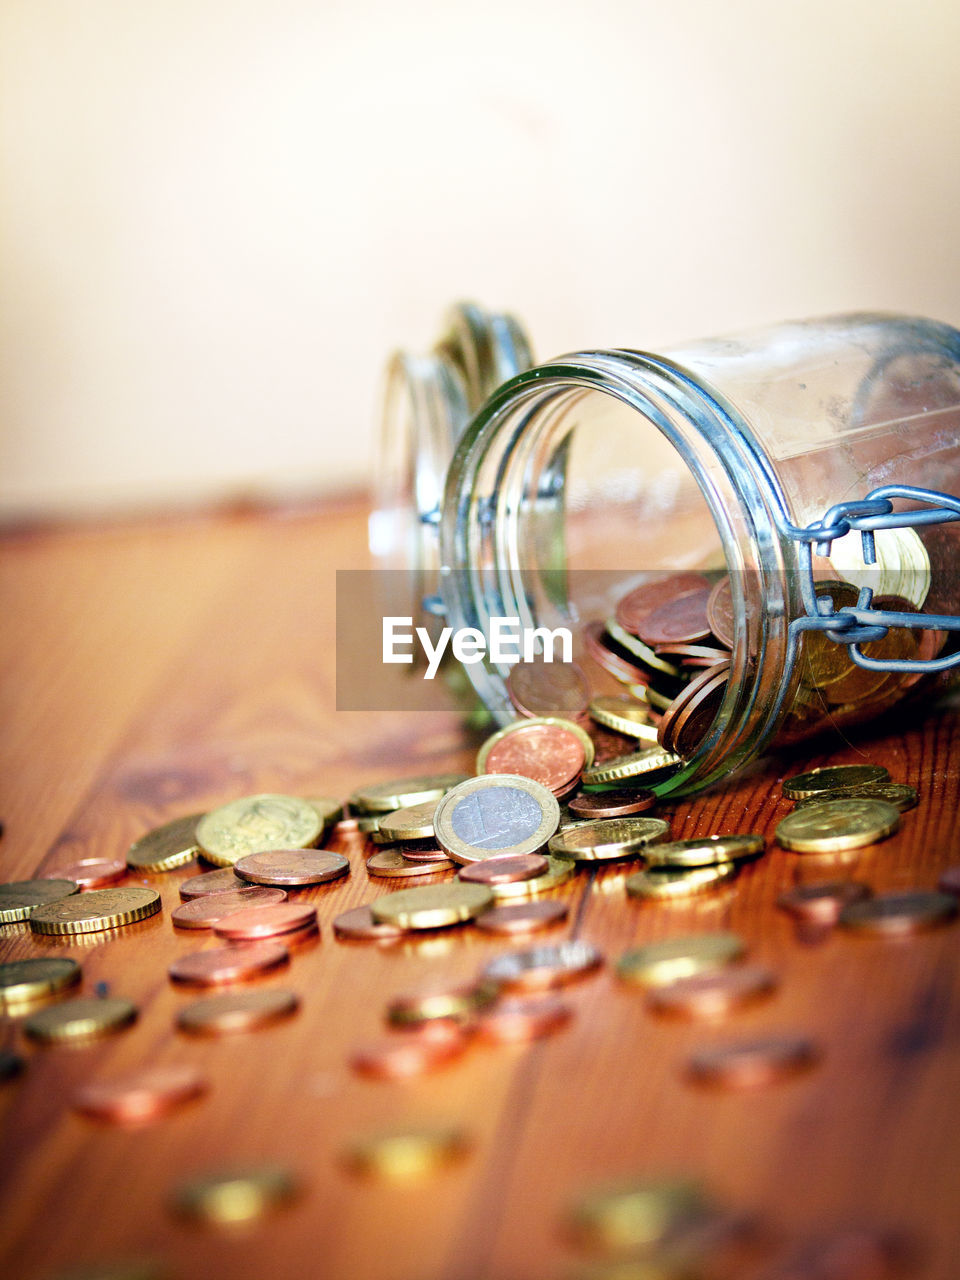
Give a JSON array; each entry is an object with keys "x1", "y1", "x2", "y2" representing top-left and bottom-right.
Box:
[{"x1": 374, "y1": 307, "x2": 960, "y2": 795}]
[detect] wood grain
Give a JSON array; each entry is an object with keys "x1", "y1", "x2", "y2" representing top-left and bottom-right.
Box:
[{"x1": 1, "y1": 500, "x2": 959, "y2": 1280}]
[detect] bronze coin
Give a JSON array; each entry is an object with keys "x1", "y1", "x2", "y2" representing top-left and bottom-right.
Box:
[
  {"x1": 391, "y1": 842, "x2": 452, "y2": 862},
  {"x1": 177, "y1": 989, "x2": 299, "y2": 1036},
  {"x1": 567, "y1": 788, "x2": 656, "y2": 818},
  {"x1": 482, "y1": 940, "x2": 603, "y2": 993},
  {"x1": 647, "y1": 966, "x2": 777, "y2": 1019},
  {"x1": 484, "y1": 723, "x2": 586, "y2": 795},
  {"x1": 687, "y1": 1035, "x2": 819, "y2": 1088},
  {"x1": 233, "y1": 849, "x2": 350, "y2": 886},
  {"x1": 332, "y1": 905, "x2": 406, "y2": 941},
  {"x1": 170, "y1": 887, "x2": 287, "y2": 930},
  {"x1": 637, "y1": 586, "x2": 714, "y2": 647},
  {"x1": 654, "y1": 643, "x2": 732, "y2": 667},
  {"x1": 43, "y1": 858, "x2": 127, "y2": 890},
  {"x1": 658, "y1": 663, "x2": 730, "y2": 758},
  {"x1": 475, "y1": 996, "x2": 572, "y2": 1044},
  {"x1": 212, "y1": 902, "x2": 318, "y2": 941},
  {"x1": 386, "y1": 982, "x2": 495, "y2": 1028},
  {"x1": 350, "y1": 1026, "x2": 470, "y2": 1080},
  {"x1": 507, "y1": 659, "x2": 591, "y2": 721},
  {"x1": 615, "y1": 573, "x2": 712, "y2": 636},
  {"x1": 840, "y1": 890, "x2": 958, "y2": 936},
  {"x1": 168, "y1": 941, "x2": 289, "y2": 986},
  {"x1": 583, "y1": 621, "x2": 652, "y2": 683},
  {"x1": 367, "y1": 849, "x2": 454, "y2": 877},
  {"x1": 459, "y1": 854, "x2": 549, "y2": 885},
  {"x1": 474, "y1": 900, "x2": 569, "y2": 935},
  {"x1": 777, "y1": 881, "x2": 872, "y2": 925},
  {"x1": 179, "y1": 868, "x2": 246, "y2": 900},
  {"x1": 706, "y1": 575, "x2": 735, "y2": 648},
  {"x1": 74, "y1": 1064, "x2": 208, "y2": 1123}
]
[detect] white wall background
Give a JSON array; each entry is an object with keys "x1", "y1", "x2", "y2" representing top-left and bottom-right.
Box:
[{"x1": 2, "y1": 0, "x2": 959, "y2": 518}]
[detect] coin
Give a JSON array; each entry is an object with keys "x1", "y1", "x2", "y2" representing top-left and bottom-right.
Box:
[
  {"x1": 643, "y1": 833, "x2": 764, "y2": 868},
  {"x1": 212, "y1": 902, "x2": 318, "y2": 941},
  {"x1": 433, "y1": 774, "x2": 560, "y2": 865},
  {"x1": 795, "y1": 780, "x2": 918, "y2": 813},
  {"x1": 370, "y1": 882, "x2": 493, "y2": 930},
  {"x1": 507, "y1": 659, "x2": 591, "y2": 720},
  {"x1": 583, "y1": 619, "x2": 657, "y2": 684},
  {"x1": 350, "y1": 1026, "x2": 470, "y2": 1079},
  {"x1": 168, "y1": 941, "x2": 289, "y2": 985},
  {"x1": 549, "y1": 817, "x2": 671, "y2": 861},
  {"x1": 196, "y1": 794, "x2": 322, "y2": 866},
  {"x1": 839, "y1": 890, "x2": 958, "y2": 936},
  {"x1": 458, "y1": 854, "x2": 549, "y2": 885},
  {"x1": 170, "y1": 887, "x2": 287, "y2": 930},
  {"x1": 0, "y1": 957, "x2": 82, "y2": 1010},
  {"x1": 567, "y1": 788, "x2": 657, "y2": 819},
  {"x1": 475, "y1": 995, "x2": 572, "y2": 1044},
  {"x1": 657, "y1": 662, "x2": 730, "y2": 758},
  {"x1": 178, "y1": 868, "x2": 245, "y2": 900},
  {"x1": 797, "y1": 581, "x2": 862, "y2": 688},
  {"x1": 617, "y1": 934, "x2": 745, "y2": 987},
  {"x1": 74, "y1": 1064, "x2": 207, "y2": 1123},
  {"x1": 781, "y1": 763, "x2": 890, "y2": 800},
  {"x1": 706, "y1": 575, "x2": 735, "y2": 648},
  {"x1": 343, "y1": 1127, "x2": 471, "y2": 1181},
  {"x1": 173, "y1": 1165, "x2": 299, "y2": 1223},
  {"x1": 481, "y1": 940, "x2": 603, "y2": 992},
  {"x1": 366, "y1": 849, "x2": 455, "y2": 877},
  {"x1": 376, "y1": 801, "x2": 438, "y2": 842},
  {"x1": 604, "y1": 620, "x2": 683, "y2": 678},
  {"x1": 616, "y1": 574, "x2": 712, "y2": 636},
  {"x1": 637, "y1": 586, "x2": 714, "y2": 646},
  {"x1": 775, "y1": 798, "x2": 900, "y2": 852},
  {"x1": 30, "y1": 887, "x2": 162, "y2": 935},
  {"x1": 477, "y1": 717, "x2": 595, "y2": 774},
  {"x1": 625, "y1": 863, "x2": 738, "y2": 900},
  {"x1": 126, "y1": 813, "x2": 204, "y2": 871},
  {"x1": 305, "y1": 795, "x2": 344, "y2": 828},
  {"x1": 487, "y1": 854, "x2": 578, "y2": 900},
  {"x1": 386, "y1": 982, "x2": 496, "y2": 1028},
  {"x1": 582, "y1": 747, "x2": 681, "y2": 787},
  {"x1": 647, "y1": 966, "x2": 778, "y2": 1018},
  {"x1": 350, "y1": 773, "x2": 469, "y2": 814},
  {"x1": 474, "y1": 899, "x2": 569, "y2": 934},
  {"x1": 233, "y1": 849, "x2": 350, "y2": 886},
  {"x1": 777, "y1": 881, "x2": 872, "y2": 924},
  {"x1": 332, "y1": 905, "x2": 406, "y2": 942},
  {"x1": 176, "y1": 989, "x2": 299, "y2": 1035},
  {"x1": 568, "y1": 1177, "x2": 710, "y2": 1254},
  {"x1": 377, "y1": 840, "x2": 450, "y2": 862},
  {"x1": 479, "y1": 722, "x2": 587, "y2": 795},
  {"x1": 0, "y1": 878, "x2": 80, "y2": 924},
  {"x1": 687, "y1": 1035, "x2": 819, "y2": 1088},
  {"x1": 588, "y1": 696, "x2": 659, "y2": 742},
  {"x1": 24, "y1": 996, "x2": 138, "y2": 1045},
  {"x1": 44, "y1": 858, "x2": 127, "y2": 890}
]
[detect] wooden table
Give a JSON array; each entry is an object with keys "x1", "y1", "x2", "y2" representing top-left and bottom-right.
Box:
[{"x1": 2, "y1": 499, "x2": 959, "y2": 1280}]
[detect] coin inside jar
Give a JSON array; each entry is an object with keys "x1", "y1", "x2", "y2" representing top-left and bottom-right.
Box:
[
  {"x1": 170, "y1": 887, "x2": 287, "y2": 930},
  {"x1": 74, "y1": 1064, "x2": 208, "y2": 1123},
  {"x1": 474, "y1": 899, "x2": 569, "y2": 935},
  {"x1": 615, "y1": 573, "x2": 712, "y2": 637},
  {"x1": 507, "y1": 659, "x2": 591, "y2": 721},
  {"x1": 233, "y1": 849, "x2": 350, "y2": 886},
  {"x1": 168, "y1": 941, "x2": 290, "y2": 985},
  {"x1": 458, "y1": 854, "x2": 549, "y2": 885},
  {"x1": 433, "y1": 774, "x2": 560, "y2": 865},
  {"x1": 686, "y1": 1035, "x2": 819, "y2": 1088}
]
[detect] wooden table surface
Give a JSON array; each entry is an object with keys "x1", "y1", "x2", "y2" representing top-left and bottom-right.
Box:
[{"x1": 2, "y1": 498, "x2": 959, "y2": 1280}]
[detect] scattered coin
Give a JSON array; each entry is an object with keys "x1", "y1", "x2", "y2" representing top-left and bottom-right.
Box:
[
  {"x1": 795, "y1": 780, "x2": 918, "y2": 813},
  {"x1": 839, "y1": 890, "x2": 958, "y2": 936},
  {"x1": 24, "y1": 996, "x2": 138, "y2": 1045},
  {"x1": 647, "y1": 966, "x2": 778, "y2": 1019},
  {"x1": 487, "y1": 855, "x2": 577, "y2": 900},
  {"x1": 305, "y1": 796, "x2": 344, "y2": 829},
  {"x1": 568, "y1": 1176, "x2": 711, "y2": 1254},
  {"x1": 776, "y1": 798, "x2": 900, "y2": 853},
  {"x1": 376, "y1": 800, "x2": 438, "y2": 842},
  {"x1": 479, "y1": 721, "x2": 587, "y2": 795},
  {"x1": 458, "y1": 853, "x2": 549, "y2": 885},
  {"x1": 370, "y1": 882, "x2": 494, "y2": 930},
  {"x1": 386, "y1": 982, "x2": 496, "y2": 1028},
  {"x1": 0, "y1": 878, "x2": 80, "y2": 925},
  {"x1": 549, "y1": 817, "x2": 670, "y2": 861},
  {"x1": 366, "y1": 849, "x2": 455, "y2": 877},
  {"x1": 434, "y1": 774, "x2": 560, "y2": 864},
  {"x1": 617, "y1": 934, "x2": 746, "y2": 987},
  {"x1": 626, "y1": 863, "x2": 738, "y2": 900},
  {"x1": 384, "y1": 840, "x2": 450, "y2": 861},
  {"x1": 233, "y1": 848, "x2": 349, "y2": 886},
  {"x1": 350, "y1": 773, "x2": 469, "y2": 814},
  {"x1": 173, "y1": 1164, "x2": 300, "y2": 1224},
  {"x1": 74, "y1": 1064, "x2": 208, "y2": 1123},
  {"x1": 0, "y1": 957, "x2": 82, "y2": 1010},
  {"x1": 474, "y1": 899, "x2": 569, "y2": 934},
  {"x1": 196, "y1": 794, "x2": 322, "y2": 866},
  {"x1": 176, "y1": 989, "x2": 299, "y2": 1036},
  {"x1": 587, "y1": 696, "x2": 659, "y2": 742},
  {"x1": 777, "y1": 881, "x2": 872, "y2": 924},
  {"x1": 0, "y1": 1049, "x2": 24, "y2": 1082},
  {"x1": 43, "y1": 858, "x2": 127, "y2": 889},
  {"x1": 687, "y1": 1035, "x2": 819, "y2": 1088},
  {"x1": 212, "y1": 902, "x2": 318, "y2": 941},
  {"x1": 567, "y1": 788, "x2": 657, "y2": 819},
  {"x1": 781, "y1": 764, "x2": 889, "y2": 800},
  {"x1": 582, "y1": 747, "x2": 681, "y2": 787},
  {"x1": 343, "y1": 1127, "x2": 471, "y2": 1181},
  {"x1": 507, "y1": 659, "x2": 591, "y2": 720},
  {"x1": 643, "y1": 833, "x2": 764, "y2": 868},
  {"x1": 350, "y1": 1025, "x2": 470, "y2": 1079},
  {"x1": 30, "y1": 887, "x2": 162, "y2": 936},
  {"x1": 332, "y1": 905, "x2": 407, "y2": 941},
  {"x1": 475, "y1": 995, "x2": 572, "y2": 1045},
  {"x1": 482, "y1": 940, "x2": 603, "y2": 992},
  {"x1": 126, "y1": 813, "x2": 204, "y2": 871},
  {"x1": 178, "y1": 868, "x2": 245, "y2": 900},
  {"x1": 168, "y1": 941, "x2": 289, "y2": 986},
  {"x1": 170, "y1": 887, "x2": 287, "y2": 930}
]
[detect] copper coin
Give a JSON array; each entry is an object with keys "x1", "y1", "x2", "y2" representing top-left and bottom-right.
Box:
[
  {"x1": 615, "y1": 573, "x2": 712, "y2": 636},
  {"x1": 212, "y1": 902, "x2": 318, "y2": 941},
  {"x1": 233, "y1": 848, "x2": 350, "y2": 886},
  {"x1": 168, "y1": 941, "x2": 289, "y2": 986},
  {"x1": 583, "y1": 621, "x2": 652, "y2": 684},
  {"x1": 475, "y1": 996, "x2": 572, "y2": 1044},
  {"x1": 484, "y1": 723, "x2": 586, "y2": 795},
  {"x1": 647, "y1": 966, "x2": 778, "y2": 1019},
  {"x1": 839, "y1": 890, "x2": 957, "y2": 936},
  {"x1": 654, "y1": 643, "x2": 732, "y2": 667},
  {"x1": 658, "y1": 662, "x2": 730, "y2": 757},
  {"x1": 687, "y1": 1035, "x2": 819, "y2": 1088},
  {"x1": 459, "y1": 854, "x2": 549, "y2": 885},
  {"x1": 170, "y1": 886, "x2": 287, "y2": 929},
  {"x1": 474, "y1": 899, "x2": 569, "y2": 935},
  {"x1": 392, "y1": 841, "x2": 454, "y2": 862},
  {"x1": 706, "y1": 575, "x2": 735, "y2": 648},
  {"x1": 350, "y1": 1026, "x2": 470, "y2": 1080},
  {"x1": 777, "y1": 881, "x2": 872, "y2": 925},
  {"x1": 177, "y1": 989, "x2": 299, "y2": 1035},
  {"x1": 507, "y1": 659, "x2": 591, "y2": 721},
  {"x1": 482, "y1": 940, "x2": 603, "y2": 992},
  {"x1": 43, "y1": 858, "x2": 127, "y2": 890},
  {"x1": 939, "y1": 865, "x2": 960, "y2": 896},
  {"x1": 366, "y1": 849, "x2": 454, "y2": 877},
  {"x1": 332, "y1": 905, "x2": 406, "y2": 941},
  {"x1": 74, "y1": 1064, "x2": 207, "y2": 1123},
  {"x1": 637, "y1": 586, "x2": 714, "y2": 647},
  {"x1": 567, "y1": 787, "x2": 656, "y2": 818},
  {"x1": 179, "y1": 868, "x2": 246, "y2": 900}
]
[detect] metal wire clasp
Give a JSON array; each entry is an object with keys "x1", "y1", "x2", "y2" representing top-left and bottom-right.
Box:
[{"x1": 783, "y1": 484, "x2": 960, "y2": 673}]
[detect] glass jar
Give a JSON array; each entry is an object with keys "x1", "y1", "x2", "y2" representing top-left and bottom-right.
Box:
[{"x1": 375, "y1": 309, "x2": 960, "y2": 795}]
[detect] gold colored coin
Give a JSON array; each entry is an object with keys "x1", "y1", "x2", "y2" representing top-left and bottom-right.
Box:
[
  {"x1": 617, "y1": 933, "x2": 745, "y2": 987},
  {"x1": 775, "y1": 798, "x2": 900, "y2": 853},
  {"x1": 304, "y1": 795, "x2": 343, "y2": 828},
  {"x1": 781, "y1": 764, "x2": 889, "y2": 801},
  {"x1": 433, "y1": 774, "x2": 560, "y2": 865},
  {"x1": 370, "y1": 882, "x2": 494, "y2": 930},
  {"x1": 376, "y1": 800, "x2": 439, "y2": 842},
  {"x1": 476, "y1": 718, "x2": 595, "y2": 773},
  {"x1": 797, "y1": 581, "x2": 862, "y2": 688},
  {"x1": 24, "y1": 996, "x2": 138, "y2": 1045},
  {"x1": 176, "y1": 989, "x2": 300, "y2": 1036},
  {"x1": 343, "y1": 1128, "x2": 471, "y2": 1181},
  {"x1": 29, "y1": 887, "x2": 161, "y2": 936},
  {"x1": 587, "y1": 696, "x2": 660, "y2": 743},
  {"x1": 582, "y1": 748, "x2": 681, "y2": 787},
  {"x1": 795, "y1": 780, "x2": 918, "y2": 813},
  {"x1": 386, "y1": 982, "x2": 496, "y2": 1028},
  {"x1": 549, "y1": 817, "x2": 670, "y2": 862},
  {"x1": 196, "y1": 794, "x2": 322, "y2": 866},
  {"x1": 350, "y1": 773, "x2": 469, "y2": 814},
  {"x1": 173, "y1": 1165, "x2": 299, "y2": 1224},
  {"x1": 0, "y1": 879, "x2": 80, "y2": 924},
  {"x1": 603, "y1": 620, "x2": 683, "y2": 678},
  {"x1": 366, "y1": 849, "x2": 454, "y2": 878},
  {"x1": 626, "y1": 863, "x2": 738, "y2": 900},
  {"x1": 356, "y1": 814, "x2": 383, "y2": 834},
  {"x1": 486, "y1": 855, "x2": 578, "y2": 901},
  {"x1": 0, "y1": 957, "x2": 81, "y2": 1010},
  {"x1": 643, "y1": 833, "x2": 764, "y2": 869},
  {"x1": 126, "y1": 813, "x2": 204, "y2": 871},
  {"x1": 568, "y1": 1178, "x2": 709, "y2": 1254}
]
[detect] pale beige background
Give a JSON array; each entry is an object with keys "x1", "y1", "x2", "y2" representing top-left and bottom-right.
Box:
[{"x1": 2, "y1": 0, "x2": 958, "y2": 518}]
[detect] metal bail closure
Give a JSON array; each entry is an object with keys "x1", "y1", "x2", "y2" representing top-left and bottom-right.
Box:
[{"x1": 783, "y1": 484, "x2": 960, "y2": 674}]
